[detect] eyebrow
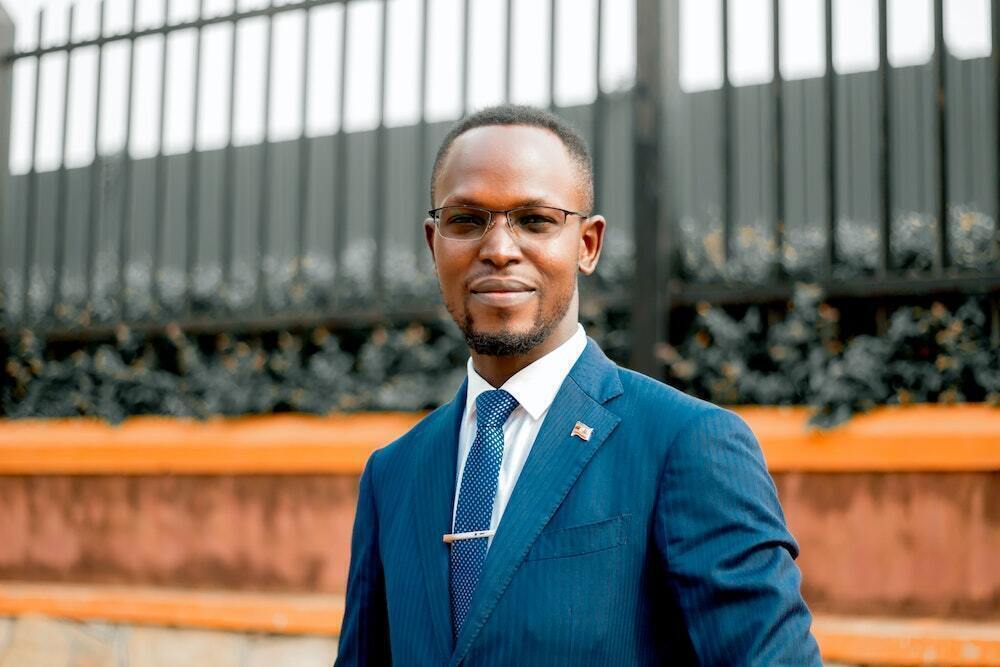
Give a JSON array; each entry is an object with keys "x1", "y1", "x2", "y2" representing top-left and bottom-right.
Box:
[{"x1": 443, "y1": 197, "x2": 560, "y2": 209}]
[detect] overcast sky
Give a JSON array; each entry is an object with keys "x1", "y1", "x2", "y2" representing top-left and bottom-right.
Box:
[{"x1": 3, "y1": 0, "x2": 992, "y2": 174}]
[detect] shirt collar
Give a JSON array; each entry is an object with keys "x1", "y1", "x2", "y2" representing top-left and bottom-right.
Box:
[{"x1": 465, "y1": 323, "x2": 588, "y2": 422}]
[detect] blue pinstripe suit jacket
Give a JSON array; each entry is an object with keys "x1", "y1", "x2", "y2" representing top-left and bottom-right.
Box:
[{"x1": 335, "y1": 338, "x2": 822, "y2": 666}]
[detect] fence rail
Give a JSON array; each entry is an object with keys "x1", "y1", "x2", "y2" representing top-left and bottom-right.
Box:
[{"x1": 1, "y1": 0, "x2": 998, "y2": 379}]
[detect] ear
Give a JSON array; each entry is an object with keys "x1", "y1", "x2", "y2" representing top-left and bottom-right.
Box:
[
  {"x1": 423, "y1": 218, "x2": 438, "y2": 268},
  {"x1": 577, "y1": 215, "x2": 606, "y2": 276}
]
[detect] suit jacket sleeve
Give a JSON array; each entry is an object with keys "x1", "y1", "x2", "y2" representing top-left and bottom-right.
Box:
[
  {"x1": 653, "y1": 408, "x2": 822, "y2": 666},
  {"x1": 335, "y1": 454, "x2": 391, "y2": 666}
]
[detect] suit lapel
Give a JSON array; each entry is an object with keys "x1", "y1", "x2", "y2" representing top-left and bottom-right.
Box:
[
  {"x1": 450, "y1": 340, "x2": 623, "y2": 665},
  {"x1": 412, "y1": 378, "x2": 467, "y2": 662}
]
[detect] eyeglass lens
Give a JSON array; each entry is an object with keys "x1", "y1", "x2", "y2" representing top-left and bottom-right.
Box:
[{"x1": 435, "y1": 206, "x2": 566, "y2": 240}]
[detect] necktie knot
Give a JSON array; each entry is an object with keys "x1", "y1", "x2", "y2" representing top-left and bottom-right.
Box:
[{"x1": 475, "y1": 389, "x2": 519, "y2": 429}]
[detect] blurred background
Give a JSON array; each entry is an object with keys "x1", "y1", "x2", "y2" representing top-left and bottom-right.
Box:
[{"x1": 0, "y1": 0, "x2": 997, "y2": 665}]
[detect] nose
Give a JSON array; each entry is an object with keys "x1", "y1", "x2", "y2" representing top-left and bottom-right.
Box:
[{"x1": 477, "y1": 212, "x2": 522, "y2": 267}]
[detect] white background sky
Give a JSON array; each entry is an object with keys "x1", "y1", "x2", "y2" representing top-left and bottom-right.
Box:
[{"x1": 2, "y1": 0, "x2": 993, "y2": 174}]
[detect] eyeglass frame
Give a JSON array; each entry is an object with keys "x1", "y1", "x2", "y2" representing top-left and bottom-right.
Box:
[{"x1": 426, "y1": 204, "x2": 590, "y2": 242}]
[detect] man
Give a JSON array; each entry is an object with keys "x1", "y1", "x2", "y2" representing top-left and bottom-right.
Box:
[{"x1": 335, "y1": 105, "x2": 821, "y2": 665}]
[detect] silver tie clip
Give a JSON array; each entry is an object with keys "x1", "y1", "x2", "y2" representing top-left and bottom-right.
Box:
[{"x1": 442, "y1": 529, "x2": 495, "y2": 544}]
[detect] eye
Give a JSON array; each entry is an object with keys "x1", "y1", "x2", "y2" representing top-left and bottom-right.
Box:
[
  {"x1": 448, "y1": 215, "x2": 486, "y2": 226},
  {"x1": 437, "y1": 208, "x2": 491, "y2": 239},
  {"x1": 440, "y1": 208, "x2": 489, "y2": 226},
  {"x1": 514, "y1": 210, "x2": 561, "y2": 234},
  {"x1": 523, "y1": 215, "x2": 555, "y2": 225}
]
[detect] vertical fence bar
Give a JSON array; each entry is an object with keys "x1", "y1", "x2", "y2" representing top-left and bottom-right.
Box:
[
  {"x1": 992, "y1": 0, "x2": 998, "y2": 263},
  {"x1": 504, "y1": 0, "x2": 513, "y2": 102},
  {"x1": 874, "y1": 0, "x2": 890, "y2": 333},
  {"x1": 415, "y1": 0, "x2": 429, "y2": 266},
  {"x1": 152, "y1": 0, "x2": 171, "y2": 312},
  {"x1": 548, "y1": 0, "x2": 557, "y2": 110},
  {"x1": 221, "y1": 5, "x2": 239, "y2": 304},
  {"x1": 915, "y1": 57, "x2": 928, "y2": 215},
  {"x1": 295, "y1": 4, "x2": 312, "y2": 303},
  {"x1": 993, "y1": 299, "x2": 999, "y2": 350},
  {"x1": 933, "y1": 0, "x2": 949, "y2": 272},
  {"x1": 844, "y1": 65, "x2": 855, "y2": 225},
  {"x1": 185, "y1": 0, "x2": 205, "y2": 315},
  {"x1": 958, "y1": 52, "x2": 971, "y2": 210},
  {"x1": 631, "y1": 0, "x2": 666, "y2": 376},
  {"x1": 461, "y1": 0, "x2": 470, "y2": 115},
  {"x1": 21, "y1": 11, "x2": 44, "y2": 325},
  {"x1": 824, "y1": 0, "x2": 836, "y2": 278},
  {"x1": 256, "y1": 0, "x2": 275, "y2": 314},
  {"x1": 372, "y1": 0, "x2": 389, "y2": 303},
  {"x1": 877, "y1": 0, "x2": 891, "y2": 278},
  {"x1": 771, "y1": 0, "x2": 784, "y2": 280},
  {"x1": 0, "y1": 8, "x2": 13, "y2": 318},
  {"x1": 86, "y1": 1, "x2": 106, "y2": 320},
  {"x1": 592, "y1": 0, "x2": 604, "y2": 209},
  {"x1": 333, "y1": 0, "x2": 349, "y2": 304},
  {"x1": 720, "y1": 0, "x2": 733, "y2": 265},
  {"x1": 118, "y1": 0, "x2": 138, "y2": 321},
  {"x1": 661, "y1": 0, "x2": 679, "y2": 348},
  {"x1": 798, "y1": 80, "x2": 807, "y2": 242},
  {"x1": 51, "y1": 5, "x2": 76, "y2": 321}
]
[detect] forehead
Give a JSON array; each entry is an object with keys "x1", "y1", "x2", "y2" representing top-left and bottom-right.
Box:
[{"x1": 435, "y1": 125, "x2": 583, "y2": 209}]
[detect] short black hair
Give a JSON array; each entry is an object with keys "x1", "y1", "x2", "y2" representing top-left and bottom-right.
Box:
[{"x1": 430, "y1": 104, "x2": 594, "y2": 212}]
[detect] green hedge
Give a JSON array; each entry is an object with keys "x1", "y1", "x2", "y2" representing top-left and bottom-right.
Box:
[
  {"x1": 659, "y1": 286, "x2": 998, "y2": 426},
  {"x1": 2, "y1": 286, "x2": 996, "y2": 426}
]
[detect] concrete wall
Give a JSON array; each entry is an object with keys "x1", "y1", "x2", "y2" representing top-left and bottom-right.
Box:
[
  {"x1": 0, "y1": 470, "x2": 997, "y2": 618},
  {"x1": 0, "y1": 475, "x2": 357, "y2": 594},
  {"x1": 776, "y1": 471, "x2": 1000, "y2": 619}
]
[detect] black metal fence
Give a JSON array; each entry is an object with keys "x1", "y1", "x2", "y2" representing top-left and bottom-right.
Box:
[
  {"x1": 631, "y1": 0, "x2": 999, "y2": 373},
  {"x1": 0, "y1": 0, "x2": 627, "y2": 337},
  {"x1": 1, "y1": 0, "x2": 998, "y2": 378}
]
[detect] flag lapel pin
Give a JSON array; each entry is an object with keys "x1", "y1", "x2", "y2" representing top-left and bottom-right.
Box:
[{"x1": 571, "y1": 421, "x2": 593, "y2": 441}]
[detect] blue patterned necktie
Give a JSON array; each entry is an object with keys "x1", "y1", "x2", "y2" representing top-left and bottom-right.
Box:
[{"x1": 449, "y1": 388, "x2": 520, "y2": 637}]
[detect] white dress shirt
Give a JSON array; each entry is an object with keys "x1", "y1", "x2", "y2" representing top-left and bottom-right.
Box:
[{"x1": 452, "y1": 323, "x2": 588, "y2": 547}]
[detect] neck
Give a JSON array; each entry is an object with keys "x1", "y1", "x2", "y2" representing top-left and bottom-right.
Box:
[{"x1": 470, "y1": 316, "x2": 578, "y2": 388}]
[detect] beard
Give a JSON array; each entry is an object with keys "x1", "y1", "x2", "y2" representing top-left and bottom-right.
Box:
[{"x1": 446, "y1": 282, "x2": 575, "y2": 357}]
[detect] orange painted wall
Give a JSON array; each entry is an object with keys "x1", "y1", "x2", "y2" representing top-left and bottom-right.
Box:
[
  {"x1": 0, "y1": 406, "x2": 997, "y2": 618},
  {"x1": 0, "y1": 470, "x2": 997, "y2": 617}
]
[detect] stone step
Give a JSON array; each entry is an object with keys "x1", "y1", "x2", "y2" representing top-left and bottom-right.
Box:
[{"x1": 2, "y1": 582, "x2": 999, "y2": 665}]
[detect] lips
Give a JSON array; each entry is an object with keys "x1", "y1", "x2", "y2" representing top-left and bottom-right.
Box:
[
  {"x1": 468, "y1": 278, "x2": 536, "y2": 308},
  {"x1": 470, "y1": 278, "x2": 535, "y2": 294}
]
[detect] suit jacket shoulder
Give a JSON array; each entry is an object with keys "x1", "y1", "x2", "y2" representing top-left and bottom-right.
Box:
[
  {"x1": 602, "y1": 363, "x2": 756, "y2": 465},
  {"x1": 365, "y1": 394, "x2": 461, "y2": 481}
]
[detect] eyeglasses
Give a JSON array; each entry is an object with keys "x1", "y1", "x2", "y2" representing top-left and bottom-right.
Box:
[{"x1": 427, "y1": 205, "x2": 588, "y2": 241}]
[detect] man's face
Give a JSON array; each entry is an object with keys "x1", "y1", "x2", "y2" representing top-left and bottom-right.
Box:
[{"x1": 425, "y1": 125, "x2": 605, "y2": 357}]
